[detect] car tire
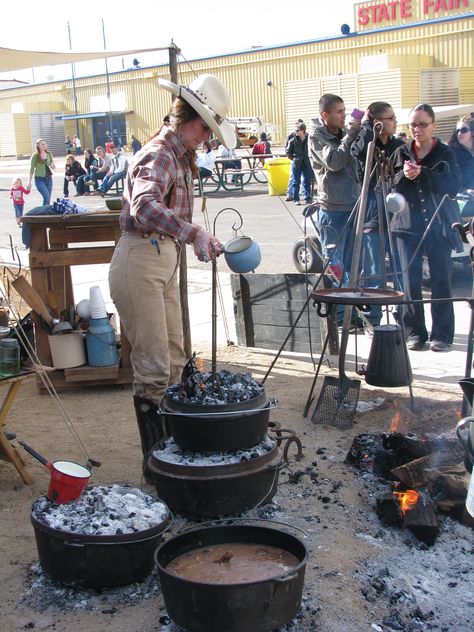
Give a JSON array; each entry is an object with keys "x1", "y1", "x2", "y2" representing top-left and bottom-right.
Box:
[{"x1": 292, "y1": 237, "x2": 324, "y2": 273}]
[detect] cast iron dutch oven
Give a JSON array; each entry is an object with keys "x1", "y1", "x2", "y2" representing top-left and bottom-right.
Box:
[
  {"x1": 148, "y1": 443, "x2": 282, "y2": 517},
  {"x1": 155, "y1": 523, "x2": 308, "y2": 632},
  {"x1": 30, "y1": 494, "x2": 172, "y2": 588},
  {"x1": 162, "y1": 390, "x2": 276, "y2": 453}
]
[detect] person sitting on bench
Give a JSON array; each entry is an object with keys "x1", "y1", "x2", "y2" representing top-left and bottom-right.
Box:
[
  {"x1": 196, "y1": 141, "x2": 216, "y2": 178},
  {"x1": 93, "y1": 145, "x2": 128, "y2": 197}
]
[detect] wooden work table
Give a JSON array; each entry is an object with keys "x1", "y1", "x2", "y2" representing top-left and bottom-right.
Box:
[{"x1": 22, "y1": 212, "x2": 132, "y2": 389}]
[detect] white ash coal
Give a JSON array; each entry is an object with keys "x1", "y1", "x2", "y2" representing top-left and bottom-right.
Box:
[
  {"x1": 355, "y1": 517, "x2": 474, "y2": 632},
  {"x1": 167, "y1": 356, "x2": 263, "y2": 405},
  {"x1": 32, "y1": 484, "x2": 168, "y2": 536},
  {"x1": 22, "y1": 563, "x2": 160, "y2": 613},
  {"x1": 153, "y1": 435, "x2": 275, "y2": 467}
]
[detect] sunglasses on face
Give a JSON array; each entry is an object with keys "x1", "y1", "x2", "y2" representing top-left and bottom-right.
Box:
[
  {"x1": 381, "y1": 115, "x2": 397, "y2": 121},
  {"x1": 409, "y1": 121, "x2": 432, "y2": 129},
  {"x1": 457, "y1": 127, "x2": 470, "y2": 135}
]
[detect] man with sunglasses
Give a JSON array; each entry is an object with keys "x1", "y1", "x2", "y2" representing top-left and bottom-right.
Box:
[{"x1": 391, "y1": 103, "x2": 462, "y2": 353}]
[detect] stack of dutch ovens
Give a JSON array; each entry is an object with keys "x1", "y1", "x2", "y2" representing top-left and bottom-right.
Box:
[{"x1": 149, "y1": 379, "x2": 282, "y2": 517}]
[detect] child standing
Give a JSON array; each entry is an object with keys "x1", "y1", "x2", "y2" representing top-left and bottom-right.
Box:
[{"x1": 10, "y1": 178, "x2": 30, "y2": 225}]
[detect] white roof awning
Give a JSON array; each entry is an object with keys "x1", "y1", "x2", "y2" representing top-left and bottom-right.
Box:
[{"x1": 0, "y1": 46, "x2": 170, "y2": 73}]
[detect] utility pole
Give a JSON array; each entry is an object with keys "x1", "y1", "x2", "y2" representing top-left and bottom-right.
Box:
[
  {"x1": 67, "y1": 21, "x2": 80, "y2": 139},
  {"x1": 102, "y1": 18, "x2": 113, "y2": 148}
]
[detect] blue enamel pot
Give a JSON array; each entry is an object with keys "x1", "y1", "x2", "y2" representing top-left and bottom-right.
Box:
[{"x1": 224, "y1": 236, "x2": 261, "y2": 273}]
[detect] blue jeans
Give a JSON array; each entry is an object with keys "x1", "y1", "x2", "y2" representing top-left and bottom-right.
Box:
[
  {"x1": 14, "y1": 204, "x2": 24, "y2": 219},
  {"x1": 291, "y1": 162, "x2": 313, "y2": 202},
  {"x1": 99, "y1": 171, "x2": 126, "y2": 194},
  {"x1": 317, "y1": 208, "x2": 354, "y2": 321},
  {"x1": 396, "y1": 232, "x2": 454, "y2": 344},
  {"x1": 361, "y1": 230, "x2": 385, "y2": 325},
  {"x1": 76, "y1": 174, "x2": 89, "y2": 195},
  {"x1": 35, "y1": 176, "x2": 53, "y2": 205},
  {"x1": 85, "y1": 171, "x2": 105, "y2": 190}
]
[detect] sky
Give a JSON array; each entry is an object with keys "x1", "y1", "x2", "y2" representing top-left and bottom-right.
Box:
[{"x1": 0, "y1": 0, "x2": 357, "y2": 84}]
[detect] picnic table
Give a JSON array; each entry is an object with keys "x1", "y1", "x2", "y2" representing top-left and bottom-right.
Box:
[{"x1": 196, "y1": 154, "x2": 277, "y2": 194}]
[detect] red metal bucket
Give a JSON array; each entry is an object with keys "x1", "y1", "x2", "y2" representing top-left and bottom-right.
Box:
[
  {"x1": 47, "y1": 460, "x2": 91, "y2": 504},
  {"x1": 19, "y1": 441, "x2": 91, "y2": 504}
]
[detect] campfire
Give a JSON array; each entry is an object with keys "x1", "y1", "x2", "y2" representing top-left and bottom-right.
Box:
[{"x1": 346, "y1": 403, "x2": 471, "y2": 545}]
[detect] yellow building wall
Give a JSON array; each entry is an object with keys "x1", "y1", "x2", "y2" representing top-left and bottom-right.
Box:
[
  {"x1": 13, "y1": 113, "x2": 31, "y2": 156},
  {"x1": 0, "y1": 15, "x2": 472, "y2": 149}
]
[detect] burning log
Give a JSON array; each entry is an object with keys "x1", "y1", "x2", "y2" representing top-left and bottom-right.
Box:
[
  {"x1": 391, "y1": 455, "x2": 432, "y2": 487},
  {"x1": 401, "y1": 490, "x2": 439, "y2": 546},
  {"x1": 382, "y1": 432, "x2": 431, "y2": 460},
  {"x1": 376, "y1": 488, "x2": 439, "y2": 545}
]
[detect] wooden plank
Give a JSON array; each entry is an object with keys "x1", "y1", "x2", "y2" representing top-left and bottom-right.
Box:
[
  {"x1": 38, "y1": 367, "x2": 132, "y2": 390},
  {"x1": 30, "y1": 247, "x2": 115, "y2": 268},
  {"x1": 49, "y1": 227, "x2": 117, "y2": 244},
  {"x1": 242, "y1": 303, "x2": 322, "y2": 329},
  {"x1": 64, "y1": 364, "x2": 119, "y2": 382}
]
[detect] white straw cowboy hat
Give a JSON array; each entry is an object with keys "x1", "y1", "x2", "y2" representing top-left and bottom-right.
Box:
[{"x1": 158, "y1": 74, "x2": 236, "y2": 149}]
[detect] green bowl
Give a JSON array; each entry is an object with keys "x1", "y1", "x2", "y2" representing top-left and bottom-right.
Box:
[{"x1": 105, "y1": 198, "x2": 123, "y2": 211}]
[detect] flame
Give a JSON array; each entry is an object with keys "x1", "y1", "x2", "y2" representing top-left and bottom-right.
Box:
[
  {"x1": 389, "y1": 400, "x2": 416, "y2": 433},
  {"x1": 393, "y1": 489, "x2": 420, "y2": 514}
]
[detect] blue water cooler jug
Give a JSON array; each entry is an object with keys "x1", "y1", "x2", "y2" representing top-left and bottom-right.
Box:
[{"x1": 86, "y1": 317, "x2": 118, "y2": 367}]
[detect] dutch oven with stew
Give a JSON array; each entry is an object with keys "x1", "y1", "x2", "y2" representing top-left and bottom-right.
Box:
[{"x1": 155, "y1": 522, "x2": 308, "y2": 632}]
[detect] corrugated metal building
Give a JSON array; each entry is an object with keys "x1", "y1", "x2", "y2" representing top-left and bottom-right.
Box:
[{"x1": 0, "y1": 1, "x2": 473, "y2": 156}]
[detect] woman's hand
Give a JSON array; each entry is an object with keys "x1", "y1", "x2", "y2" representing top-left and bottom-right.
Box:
[
  {"x1": 193, "y1": 229, "x2": 223, "y2": 262},
  {"x1": 403, "y1": 160, "x2": 420, "y2": 180}
]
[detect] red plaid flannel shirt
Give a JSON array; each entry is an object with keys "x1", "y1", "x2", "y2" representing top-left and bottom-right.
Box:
[{"x1": 119, "y1": 127, "x2": 200, "y2": 244}]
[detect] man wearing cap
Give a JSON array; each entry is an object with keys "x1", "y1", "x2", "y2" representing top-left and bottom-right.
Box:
[{"x1": 108, "y1": 74, "x2": 236, "y2": 481}]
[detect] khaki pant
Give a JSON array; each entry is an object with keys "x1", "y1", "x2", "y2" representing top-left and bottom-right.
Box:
[{"x1": 109, "y1": 232, "x2": 186, "y2": 403}]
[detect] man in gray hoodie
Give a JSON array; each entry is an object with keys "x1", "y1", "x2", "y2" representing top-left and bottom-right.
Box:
[{"x1": 309, "y1": 94, "x2": 361, "y2": 321}]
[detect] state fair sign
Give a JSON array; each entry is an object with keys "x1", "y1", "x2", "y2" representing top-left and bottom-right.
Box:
[{"x1": 354, "y1": 0, "x2": 473, "y2": 31}]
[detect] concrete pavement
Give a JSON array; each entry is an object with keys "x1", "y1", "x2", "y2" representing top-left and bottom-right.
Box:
[{"x1": 0, "y1": 154, "x2": 471, "y2": 392}]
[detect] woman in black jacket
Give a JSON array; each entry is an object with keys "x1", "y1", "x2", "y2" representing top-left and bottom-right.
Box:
[
  {"x1": 75, "y1": 149, "x2": 98, "y2": 196},
  {"x1": 64, "y1": 155, "x2": 86, "y2": 197},
  {"x1": 391, "y1": 103, "x2": 462, "y2": 352},
  {"x1": 448, "y1": 115, "x2": 474, "y2": 216}
]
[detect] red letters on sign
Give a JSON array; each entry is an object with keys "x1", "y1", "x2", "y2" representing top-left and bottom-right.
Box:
[
  {"x1": 358, "y1": 0, "x2": 469, "y2": 27},
  {"x1": 357, "y1": 1, "x2": 414, "y2": 26}
]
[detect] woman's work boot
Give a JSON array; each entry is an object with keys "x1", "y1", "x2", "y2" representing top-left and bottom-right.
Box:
[{"x1": 133, "y1": 395, "x2": 169, "y2": 483}]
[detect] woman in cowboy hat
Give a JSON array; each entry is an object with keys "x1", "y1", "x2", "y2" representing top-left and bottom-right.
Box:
[{"x1": 109, "y1": 74, "x2": 236, "y2": 481}]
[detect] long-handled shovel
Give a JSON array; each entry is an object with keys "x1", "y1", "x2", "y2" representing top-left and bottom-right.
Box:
[{"x1": 312, "y1": 128, "x2": 379, "y2": 428}]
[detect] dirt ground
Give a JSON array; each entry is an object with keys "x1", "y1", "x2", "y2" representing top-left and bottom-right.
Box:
[{"x1": 0, "y1": 342, "x2": 473, "y2": 632}]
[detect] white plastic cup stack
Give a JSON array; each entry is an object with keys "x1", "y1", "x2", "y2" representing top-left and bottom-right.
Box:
[{"x1": 89, "y1": 286, "x2": 107, "y2": 320}]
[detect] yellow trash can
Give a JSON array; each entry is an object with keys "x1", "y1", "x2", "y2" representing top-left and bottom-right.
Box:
[{"x1": 264, "y1": 158, "x2": 291, "y2": 196}]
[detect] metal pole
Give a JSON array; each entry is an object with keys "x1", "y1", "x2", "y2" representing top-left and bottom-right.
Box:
[
  {"x1": 169, "y1": 41, "x2": 178, "y2": 91},
  {"x1": 102, "y1": 18, "x2": 113, "y2": 146},
  {"x1": 67, "y1": 22, "x2": 80, "y2": 139},
  {"x1": 170, "y1": 41, "x2": 192, "y2": 357}
]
